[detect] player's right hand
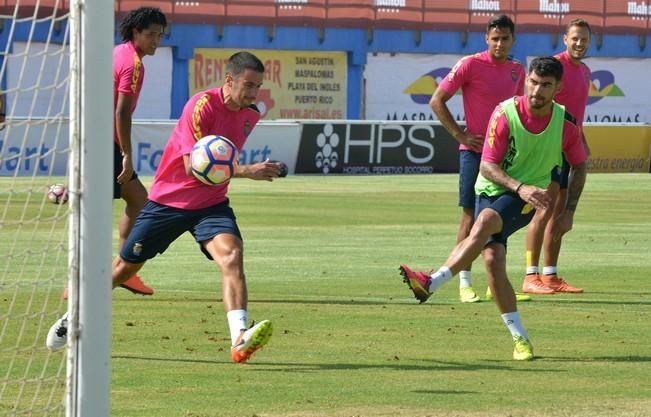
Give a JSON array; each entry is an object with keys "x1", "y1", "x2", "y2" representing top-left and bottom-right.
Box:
[
  {"x1": 117, "y1": 155, "x2": 134, "y2": 185},
  {"x1": 458, "y1": 133, "x2": 483, "y2": 152}
]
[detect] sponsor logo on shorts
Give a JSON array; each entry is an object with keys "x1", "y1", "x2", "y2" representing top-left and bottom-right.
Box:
[{"x1": 132, "y1": 242, "x2": 143, "y2": 256}]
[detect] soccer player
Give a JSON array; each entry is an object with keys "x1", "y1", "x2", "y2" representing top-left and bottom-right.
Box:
[
  {"x1": 430, "y1": 14, "x2": 527, "y2": 303},
  {"x1": 522, "y1": 19, "x2": 592, "y2": 295},
  {"x1": 47, "y1": 51, "x2": 280, "y2": 363},
  {"x1": 0, "y1": 94, "x2": 5, "y2": 129},
  {"x1": 399, "y1": 57, "x2": 588, "y2": 360},
  {"x1": 64, "y1": 7, "x2": 167, "y2": 298}
]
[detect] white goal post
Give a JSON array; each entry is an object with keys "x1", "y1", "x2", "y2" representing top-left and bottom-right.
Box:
[{"x1": 67, "y1": 0, "x2": 113, "y2": 416}]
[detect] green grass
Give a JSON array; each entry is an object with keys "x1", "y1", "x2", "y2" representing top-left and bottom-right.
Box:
[{"x1": 2, "y1": 174, "x2": 651, "y2": 417}]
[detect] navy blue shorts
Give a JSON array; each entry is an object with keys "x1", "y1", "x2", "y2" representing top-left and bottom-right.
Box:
[
  {"x1": 557, "y1": 156, "x2": 570, "y2": 189},
  {"x1": 120, "y1": 199, "x2": 242, "y2": 263},
  {"x1": 459, "y1": 150, "x2": 481, "y2": 209},
  {"x1": 114, "y1": 143, "x2": 139, "y2": 199},
  {"x1": 475, "y1": 192, "x2": 536, "y2": 247}
]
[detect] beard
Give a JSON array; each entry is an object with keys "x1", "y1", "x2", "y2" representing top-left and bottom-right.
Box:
[{"x1": 529, "y1": 96, "x2": 549, "y2": 109}]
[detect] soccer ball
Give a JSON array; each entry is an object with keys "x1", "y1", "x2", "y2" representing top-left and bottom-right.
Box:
[
  {"x1": 190, "y1": 135, "x2": 238, "y2": 185},
  {"x1": 47, "y1": 184, "x2": 68, "y2": 204}
]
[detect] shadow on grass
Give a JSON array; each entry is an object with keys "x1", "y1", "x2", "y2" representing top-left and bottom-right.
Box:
[
  {"x1": 115, "y1": 296, "x2": 457, "y2": 307},
  {"x1": 540, "y1": 355, "x2": 651, "y2": 363},
  {"x1": 519, "y1": 298, "x2": 651, "y2": 306},
  {"x1": 411, "y1": 389, "x2": 477, "y2": 395},
  {"x1": 112, "y1": 355, "x2": 559, "y2": 374},
  {"x1": 116, "y1": 294, "x2": 651, "y2": 307}
]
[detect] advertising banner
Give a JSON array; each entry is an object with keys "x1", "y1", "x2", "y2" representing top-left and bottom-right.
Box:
[
  {"x1": 131, "y1": 121, "x2": 302, "y2": 176},
  {"x1": 0, "y1": 121, "x2": 70, "y2": 176},
  {"x1": 294, "y1": 121, "x2": 460, "y2": 175},
  {"x1": 189, "y1": 48, "x2": 347, "y2": 120},
  {"x1": 1, "y1": 120, "x2": 302, "y2": 177},
  {"x1": 365, "y1": 53, "x2": 464, "y2": 122},
  {"x1": 527, "y1": 56, "x2": 651, "y2": 124},
  {"x1": 367, "y1": 54, "x2": 651, "y2": 125},
  {"x1": 584, "y1": 125, "x2": 651, "y2": 173},
  {"x1": 6, "y1": 43, "x2": 173, "y2": 119}
]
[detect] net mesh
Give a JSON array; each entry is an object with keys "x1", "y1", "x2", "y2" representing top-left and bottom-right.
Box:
[{"x1": 0, "y1": 2, "x2": 71, "y2": 415}]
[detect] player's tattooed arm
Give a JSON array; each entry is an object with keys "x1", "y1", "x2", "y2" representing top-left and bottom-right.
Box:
[
  {"x1": 551, "y1": 161, "x2": 587, "y2": 241},
  {"x1": 480, "y1": 161, "x2": 520, "y2": 193}
]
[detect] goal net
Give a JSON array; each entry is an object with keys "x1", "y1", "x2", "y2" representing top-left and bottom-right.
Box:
[{"x1": 0, "y1": 1, "x2": 113, "y2": 416}]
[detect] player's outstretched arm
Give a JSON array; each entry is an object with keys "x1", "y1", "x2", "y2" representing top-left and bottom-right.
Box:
[{"x1": 234, "y1": 159, "x2": 281, "y2": 181}]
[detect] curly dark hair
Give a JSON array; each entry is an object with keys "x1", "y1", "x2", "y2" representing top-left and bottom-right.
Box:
[{"x1": 119, "y1": 7, "x2": 167, "y2": 42}]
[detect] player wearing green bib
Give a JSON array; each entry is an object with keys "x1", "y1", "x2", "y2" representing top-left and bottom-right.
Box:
[
  {"x1": 474, "y1": 97, "x2": 564, "y2": 197},
  {"x1": 399, "y1": 57, "x2": 587, "y2": 360}
]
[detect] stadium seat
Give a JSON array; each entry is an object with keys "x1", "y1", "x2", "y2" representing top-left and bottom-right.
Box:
[
  {"x1": 223, "y1": 0, "x2": 276, "y2": 26},
  {"x1": 422, "y1": 0, "x2": 474, "y2": 32},
  {"x1": 514, "y1": 0, "x2": 561, "y2": 32},
  {"x1": 172, "y1": 0, "x2": 225, "y2": 25},
  {"x1": 276, "y1": 0, "x2": 325, "y2": 27},
  {"x1": 605, "y1": 0, "x2": 648, "y2": 35},
  {"x1": 374, "y1": 0, "x2": 424, "y2": 30},
  {"x1": 326, "y1": 0, "x2": 374, "y2": 28},
  {"x1": 116, "y1": 1, "x2": 173, "y2": 20}
]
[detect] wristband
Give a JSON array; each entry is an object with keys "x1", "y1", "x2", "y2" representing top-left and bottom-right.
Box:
[{"x1": 515, "y1": 183, "x2": 524, "y2": 193}]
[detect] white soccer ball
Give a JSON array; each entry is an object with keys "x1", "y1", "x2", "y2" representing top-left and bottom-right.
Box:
[
  {"x1": 190, "y1": 135, "x2": 238, "y2": 185},
  {"x1": 47, "y1": 184, "x2": 68, "y2": 204}
]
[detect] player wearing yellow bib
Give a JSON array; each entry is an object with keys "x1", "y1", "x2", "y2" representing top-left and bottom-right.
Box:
[{"x1": 399, "y1": 57, "x2": 587, "y2": 360}]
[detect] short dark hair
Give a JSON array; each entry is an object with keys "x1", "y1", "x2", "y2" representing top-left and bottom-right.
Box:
[
  {"x1": 565, "y1": 18, "x2": 592, "y2": 37},
  {"x1": 226, "y1": 52, "x2": 265, "y2": 77},
  {"x1": 486, "y1": 14, "x2": 515, "y2": 35},
  {"x1": 528, "y1": 56, "x2": 564, "y2": 81},
  {"x1": 119, "y1": 7, "x2": 167, "y2": 42}
]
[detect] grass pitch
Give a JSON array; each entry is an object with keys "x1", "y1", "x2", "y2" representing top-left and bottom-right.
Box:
[{"x1": 2, "y1": 174, "x2": 651, "y2": 417}]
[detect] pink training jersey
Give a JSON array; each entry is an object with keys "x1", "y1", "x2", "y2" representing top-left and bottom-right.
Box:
[
  {"x1": 113, "y1": 41, "x2": 145, "y2": 145},
  {"x1": 148, "y1": 87, "x2": 261, "y2": 210},
  {"x1": 482, "y1": 96, "x2": 587, "y2": 167},
  {"x1": 554, "y1": 51, "x2": 591, "y2": 128},
  {"x1": 438, "y1": 50, "x2": 525, "y2": 151}
]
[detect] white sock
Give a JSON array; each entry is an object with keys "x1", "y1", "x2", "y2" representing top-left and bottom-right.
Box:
[
  {"x1": 526, "y1": 266, "x2": 539, "y2": 275},
  {"x1": 227, "y1": 309, "x2": 247, "y2": 345},
  {"x1": 459, "y1": 271, "x2": 472, "y2": 289},
  {"x1": 543, "y1": 266, "x2": 557, "y2": 276},
  {"x1": 501, "y1": 311, "x2": 529, "y2": 340},
  {"x1": 428, "y1": 266, "x2": 453, "y2": 292}
]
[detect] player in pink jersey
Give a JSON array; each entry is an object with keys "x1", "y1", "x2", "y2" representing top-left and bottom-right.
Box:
[
  {"x1": 47, "y1": 52, "x2": 281, "y2": 364},
  {"x1": 522, "y1": 19, "x2": 592, "y2": 295},
  {"x1": 400, "y1": 57, "x2": 587, "y2": 360},
  {"x1": 430, "y1": 15, "x2": 526, "y2": 303},
  {"x1": 0, "y1": 93, "x2": 5, "y2": 130},
  {"x1": 63, "y1": 8, "x2": 167, "y2": 299}
]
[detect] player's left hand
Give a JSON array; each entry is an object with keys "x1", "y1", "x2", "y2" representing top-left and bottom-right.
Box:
[
  {"x1": 518, "y1": 184, "x2": 551, "y2": 211},
  {"x1": 240, "y1": 159, "x2": 281, "y2": 181}
]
